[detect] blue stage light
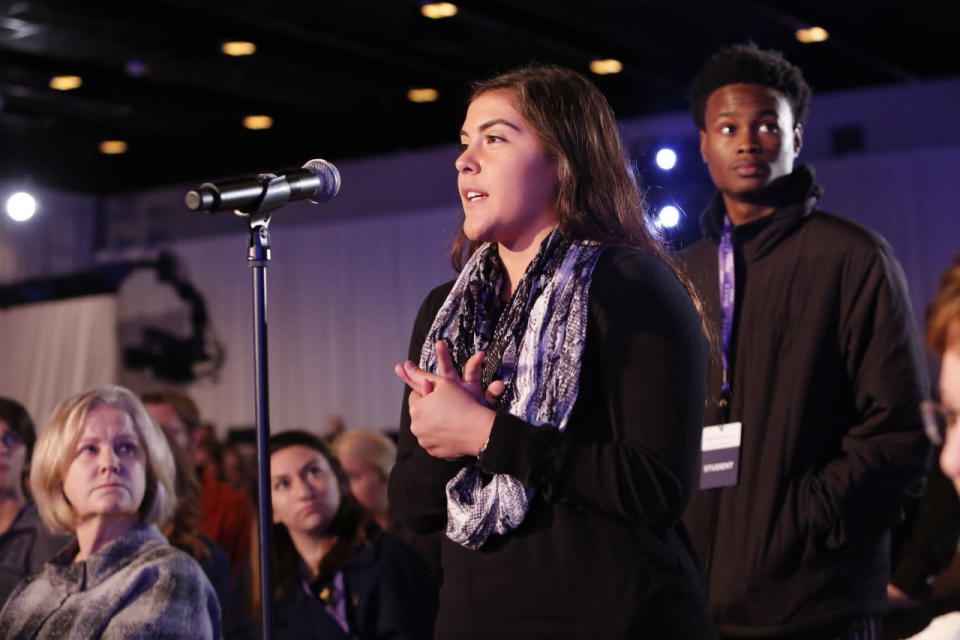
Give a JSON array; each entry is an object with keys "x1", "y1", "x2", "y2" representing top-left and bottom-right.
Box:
[
  {"x1": 655, "y1": 148, "x2": 677, "y2": 170},
  {"x1": 658, "y1": 205, "x2": 680, "y2": 228}
]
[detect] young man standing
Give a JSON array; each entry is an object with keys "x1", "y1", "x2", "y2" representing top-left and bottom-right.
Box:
[{"x1": 681, "y1": 44, "x2": 930, "y2": 639}]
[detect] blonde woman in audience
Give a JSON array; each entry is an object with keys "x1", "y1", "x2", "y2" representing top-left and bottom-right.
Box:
[
  {"x1": 331, "y1": 429, "x2": 396, "y2": 531},
  {"x1": 333, "y1": 428, "x2": 443, "y2": 586},
  {"x1": 0, "y1": 385, "x2": 220, "y2": 639}
]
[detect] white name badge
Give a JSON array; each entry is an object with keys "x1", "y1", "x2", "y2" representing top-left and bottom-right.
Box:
[{"x1": 700, "y1": 422, "x2": 742, "y2": 489}]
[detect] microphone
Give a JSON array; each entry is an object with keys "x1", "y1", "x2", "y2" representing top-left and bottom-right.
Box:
[{"x1": 185, "y1": 159, "x2": 341, "y2": 213}]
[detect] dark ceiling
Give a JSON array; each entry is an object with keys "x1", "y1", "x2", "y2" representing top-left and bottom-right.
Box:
[{"x1": 0, "y1": 0, "x2": 956, "y2": 194}]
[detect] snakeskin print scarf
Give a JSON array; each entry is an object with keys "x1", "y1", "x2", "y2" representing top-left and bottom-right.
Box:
[{"x1": 419, "y1": 231, "x2": 603, "y2": 550}]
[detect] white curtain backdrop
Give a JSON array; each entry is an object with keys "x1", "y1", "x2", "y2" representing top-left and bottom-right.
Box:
[{"x1": 0, "y1": 294, "x2": 118, "y2": 426}]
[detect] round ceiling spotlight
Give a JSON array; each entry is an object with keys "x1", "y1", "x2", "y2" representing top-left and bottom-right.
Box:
[{"x1": 6, "y1": 192, "x2": 37, "y2": 222}]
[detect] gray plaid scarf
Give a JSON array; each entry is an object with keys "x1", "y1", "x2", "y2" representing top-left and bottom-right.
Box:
[{"x1": 419, "y1": 231, "x2": 603, "y2": 550}]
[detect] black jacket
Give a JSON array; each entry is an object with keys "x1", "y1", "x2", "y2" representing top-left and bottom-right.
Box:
[
  {"x1": 273, "y1": 529, "x2": 437, "y2": 640},
  {"x1": 681, "y1": 166, "x2": 931, "y2": 636},
  {"x1": 389, "y1": 247, "x2": 716, "y2": 639}
]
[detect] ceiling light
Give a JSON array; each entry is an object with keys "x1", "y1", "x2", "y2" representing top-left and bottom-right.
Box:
[
  {"x1": 243, "y1": 115, "x2": 273, "y2": 130},
  {"x1": 407, "y1": 88, "x2": 439, "y2": 103},
  {"x1": 420, "y1": 3, "x2": 458, "y2": 19},
  {"x1": 222, "y1": 41, "x2": 256, "y2": 56},
  {"x1": 589, "y1": 59, "x2": 623, "y2": 75},
  {"x1": 6, "y1": 192, "x2": 37, "y2": 222},
  {"x1": 49, "y1": 75, "x2": 82, "y2": 91},
  {"x1": 795, "y1": 26, "x2": 829, "y2": 43},
  {"x1": 100, "y1": 140, "x2": 128, "y2": 155}
]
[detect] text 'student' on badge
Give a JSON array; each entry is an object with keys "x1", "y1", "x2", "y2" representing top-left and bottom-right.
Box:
[{"x1": 700, "y1": 422, "x2": 742, "y2": 489}]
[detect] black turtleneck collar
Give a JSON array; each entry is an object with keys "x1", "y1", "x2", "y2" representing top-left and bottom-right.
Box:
[{"x1": 699, "y1": 164, "x2": 823, "y2": 259}]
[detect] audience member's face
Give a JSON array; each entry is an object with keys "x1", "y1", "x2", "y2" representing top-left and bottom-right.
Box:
[
  {"x1": 338, "y1": 453, "x2": 389, "y2": 519},
  {"x1": 456, "y1": 89, "x2": 558, "y2": 250},
  {"x1": 939, "y1": 348, "x2": 960, "y2": 493},
  {"x1": 699, "y1": 83, "x2": 801, "y2": 204},
  {"x1": 223, "y1": 448, "x2": 249, "y2": 489},
  {"x1": 0, "y1": 419, "x2": 26, "y2": 496},
  {"x1": 271, "y1": 445, "x2": 340, "y2": 537},
  {"x1": 62, "y1": 406, "x2": 146, "y2": 526},
  {"x1": 193, "y1": 445, "x2": 217, "y2": 476},
  {"x1": 192, "y1": 423, "x2": 215, "y2": 448},
  {"x1": 144, "y1": 401, "x2": 190, "y2": 451}
]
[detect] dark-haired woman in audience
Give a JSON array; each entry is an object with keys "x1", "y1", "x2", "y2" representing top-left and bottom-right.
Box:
[
  {"x1": 388, "y1": 64, "x2": 715, "y2": 638},
  {"x1": 0, "y1": 398, "x2": 67, "y2": 606},
  {"x1": 0, "y1": 385, "x2": 220, "y2": 639},
  {"x1": 270, "y1": 430, "x2": 436, "y2": 639}
]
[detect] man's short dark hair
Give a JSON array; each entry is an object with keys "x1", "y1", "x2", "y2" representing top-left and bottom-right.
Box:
[
  {"x1": 141, "y1": 389, "x2": 200, "y2": 431},
  {"x1": 689, "y1": 43, "x2": 812, "y2": 130}
]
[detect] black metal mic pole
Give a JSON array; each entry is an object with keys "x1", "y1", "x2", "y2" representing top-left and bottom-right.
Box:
[
  {"x1": 248, "y1": 213, "x2": 274, "y2": 640},
  {"x1": 240, "y1": 173, "x2": 298, "y2": 640}
]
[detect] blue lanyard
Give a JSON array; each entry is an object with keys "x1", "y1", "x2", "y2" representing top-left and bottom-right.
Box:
[{"x1": 718, "y1": 216, "x2": 735, "y2": 401}]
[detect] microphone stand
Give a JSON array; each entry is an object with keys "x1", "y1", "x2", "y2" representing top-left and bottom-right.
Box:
[{"x1": 238, "y1": 173, "x2": 298, "y2": 640}]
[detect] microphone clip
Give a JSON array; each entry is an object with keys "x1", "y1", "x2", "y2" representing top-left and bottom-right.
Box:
[{"x1": 234, "y1": 172, "x2": 294, "y2": 219}]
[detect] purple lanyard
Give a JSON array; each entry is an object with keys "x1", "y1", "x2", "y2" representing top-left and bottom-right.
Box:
[{"x1": 718, "y1": 216, "x2": 735, "y2": 400}]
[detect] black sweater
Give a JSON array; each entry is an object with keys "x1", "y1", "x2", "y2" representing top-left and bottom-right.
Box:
[
  {"x1": 389, "y1": 246, "x2": 716, "y2": 639},
  {"x1": 681, "y1": 166, "x2": 930, "y2": 637}
]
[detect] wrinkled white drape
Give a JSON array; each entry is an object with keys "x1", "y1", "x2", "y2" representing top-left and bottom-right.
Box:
[{"x1": 0, "y1": 295, "x2": 118, "y2": 426}]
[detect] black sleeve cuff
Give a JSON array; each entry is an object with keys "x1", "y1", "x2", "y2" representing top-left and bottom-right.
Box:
[{"x1": 477, "y1": 411, "x2": 559, "y2": 487}]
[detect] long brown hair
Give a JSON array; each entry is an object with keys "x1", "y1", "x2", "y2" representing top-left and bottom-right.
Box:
[{"x1": 451, "y1": 64, "x2": 711, "y2": 342}]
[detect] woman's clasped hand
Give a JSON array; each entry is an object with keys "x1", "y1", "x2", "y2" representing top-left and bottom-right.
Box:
[{"x1": 395, "y1": 340, "x2": 504, "y2": 459}]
